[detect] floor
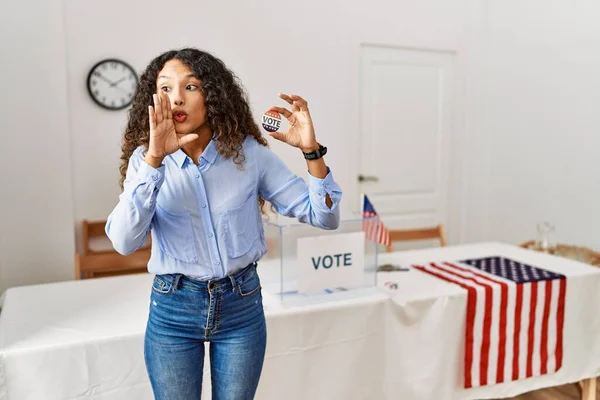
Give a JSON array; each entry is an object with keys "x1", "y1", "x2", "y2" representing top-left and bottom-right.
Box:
[{"x1": 495, "y1": 378, "x2": 599, "y2": 399}]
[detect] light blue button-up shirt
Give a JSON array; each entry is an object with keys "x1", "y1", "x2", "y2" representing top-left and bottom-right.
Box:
[{"x1": 106, "y1": 136, "x2": 342, "y2": 279}]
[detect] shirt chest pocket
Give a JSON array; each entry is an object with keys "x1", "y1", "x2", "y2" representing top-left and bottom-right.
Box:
[
  {"x1": 153, "y1": 204, "x2": 199, "y2": 263},
  {"x1": 222, "y1": 193, "x2": 260, "y2": 259}
]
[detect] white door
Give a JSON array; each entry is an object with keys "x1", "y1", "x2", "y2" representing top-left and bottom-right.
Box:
[{"x1": 357, "y1": 44, "x2": 458, "y2": 247}]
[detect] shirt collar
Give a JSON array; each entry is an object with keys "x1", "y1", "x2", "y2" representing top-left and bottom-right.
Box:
[
  {"x1": 201, "y1": 139, "x2": 218, "y2": 165},
  {"x1": 169, "y1": 139, "x2": 218, "y2": 168},
  {"x1": 170, "y1": 149, "x2": 188, "y2": 168}
]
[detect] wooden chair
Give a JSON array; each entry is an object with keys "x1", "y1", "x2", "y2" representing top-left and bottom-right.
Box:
[
  {"x1": 385, "y1": 224, "x2": 448, "y2": 252},
  {"x1": 74, "y1": 219, "x2": 151, "y2": 279}
]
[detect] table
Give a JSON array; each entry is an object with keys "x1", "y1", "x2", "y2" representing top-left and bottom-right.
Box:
[
  {"x1": 0, "y1": 267, "x2": 389, "y2": 400},
  {"x1": 0, "y1": 242, "x2": 598, "y2": 400},
  {"x1": 377, "y1": 242, "x2": 600, "y2": 400}
]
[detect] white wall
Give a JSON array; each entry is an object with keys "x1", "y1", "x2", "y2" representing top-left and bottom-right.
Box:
[
  {"x1": 0, "y1": 1, "x2": 75, "y2": 292},
  {"x1": 463, "y1": 0, "x2": 600, "y2": 248}
]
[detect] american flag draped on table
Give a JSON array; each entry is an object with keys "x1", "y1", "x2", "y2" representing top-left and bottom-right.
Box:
[
  {"x1": 414, "y1": 256, "x2": 566, "y2": 389},
  {"x1": 361, "y1": 194, "x2": 391, "y2": 247}
]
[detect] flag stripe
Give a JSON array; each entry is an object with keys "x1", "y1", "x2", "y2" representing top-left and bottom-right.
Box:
[
  {"x1": 532, "y1": 282, "x2": 544, "y2": 376},
  {"x1": 414, "y1": 265, "x2": 477, "y2": 388},
  {"x1": 555, "y1": 278, "x2": 566, "y2": 370},
  {"x1": 503, "y1": 283, "x2": 516, "y2": 382},
  {"x1": 540, "y1": 280, "x2": 552, "y2": 374},
  {"x1": 497, "y1": 279, "x2": 508, "y2": 383},
  {"x1": 526, "y1": 282, "x2": 538, "y2": 378},
  {"x1": 519, "y1": 284, "x2": 531, "y2": 379},
  {"x1": 547, "y1": 279, "x2": 559, "y2": 373},
  {"x1": 480, "y1": 280, "x2": 493, "y2": 386},
  {"x1": 512, "y1": 281, "x2": 524, "y2": 380}
]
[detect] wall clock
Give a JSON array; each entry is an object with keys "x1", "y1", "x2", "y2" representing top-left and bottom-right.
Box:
[{"x1": 87, "y1": 59, "x2": 138, "y2": 110}]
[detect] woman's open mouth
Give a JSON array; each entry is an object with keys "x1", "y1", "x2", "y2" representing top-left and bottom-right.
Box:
[{"x1": 173, "y1": 111, "x2": 187, "y2": 123}]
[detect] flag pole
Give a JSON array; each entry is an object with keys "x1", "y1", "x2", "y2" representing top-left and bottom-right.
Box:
[{"x1": 360, "y1": 192, "x2": 365, "y2": 214}]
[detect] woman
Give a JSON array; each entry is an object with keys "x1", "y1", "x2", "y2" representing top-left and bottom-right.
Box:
[{"x1": 106, "y1": 48, "x2": 342, "y2": 400}]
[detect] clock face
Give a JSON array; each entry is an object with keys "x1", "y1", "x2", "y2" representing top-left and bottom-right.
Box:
[{"x1": 87, "y1": 59, "x2": 138, "y2": 110}]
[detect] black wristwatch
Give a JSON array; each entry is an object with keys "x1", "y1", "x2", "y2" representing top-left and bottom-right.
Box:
[{"x1": 302, "y1": 144, "x2": 327, "y2": 160}]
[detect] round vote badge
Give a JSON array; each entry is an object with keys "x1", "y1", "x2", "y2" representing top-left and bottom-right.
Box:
[{"x1": 262, "y1": 110, "x2": 282, "y2": 132}]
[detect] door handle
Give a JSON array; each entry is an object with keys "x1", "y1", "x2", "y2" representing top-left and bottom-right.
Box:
[{"x1": 358, "y1": 174, "x2": 379, "y2": 183}]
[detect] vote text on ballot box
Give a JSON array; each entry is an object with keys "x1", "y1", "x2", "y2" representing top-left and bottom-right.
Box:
[{"x1": 262, "y1": 218, "x2": 379, "y2": 305}]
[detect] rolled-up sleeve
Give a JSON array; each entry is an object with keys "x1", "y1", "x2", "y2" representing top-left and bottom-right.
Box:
[
  {"x1": 256, "y1": 142, "x2": 342, "y2": 230},
  {"x1": 105, "y1": 146, "x2": 164, "y2": 254},
  {"x1": 307, "y1": 168, "x2": 342, "y2": 215}
]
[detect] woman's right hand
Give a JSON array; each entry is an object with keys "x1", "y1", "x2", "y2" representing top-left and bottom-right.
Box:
[{"x1": 145, "y1": 92, "x2": 198, "y2": 165}]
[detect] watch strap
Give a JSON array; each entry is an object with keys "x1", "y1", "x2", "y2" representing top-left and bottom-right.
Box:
[{"x1": 303, "y1": 144, "x2": 327, "y2": 160}]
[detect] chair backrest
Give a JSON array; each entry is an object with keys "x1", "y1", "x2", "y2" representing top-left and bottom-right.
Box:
[
  {"x1": 75, "y1": 249, "x2": 151, "y2": 279},
  {"x1": 81, "y1": 219, "x2": 112, "y2": 255},
  {"x1": 386, "y1": 224, "x2": 448, "y2": 252},
  {"x1": 75, "y1": 219, "x2": 151, "y2": 279}
]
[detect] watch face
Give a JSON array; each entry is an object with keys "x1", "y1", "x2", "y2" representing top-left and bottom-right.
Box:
[{"x1": 87, "y1": 59, "x2": 138, "y2": 110}]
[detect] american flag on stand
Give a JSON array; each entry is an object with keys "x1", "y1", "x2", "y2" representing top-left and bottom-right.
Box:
[
  {"x1": 361, "y1": 194, "x2": 391, "y2": 247},
  {"x1": 414, "y1": 257, "x2": 566, "y2": 389}
]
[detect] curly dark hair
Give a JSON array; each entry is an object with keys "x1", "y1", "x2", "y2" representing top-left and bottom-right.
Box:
[{"x1": 119, "y1": 48, "x2": 269, "y2": 212}]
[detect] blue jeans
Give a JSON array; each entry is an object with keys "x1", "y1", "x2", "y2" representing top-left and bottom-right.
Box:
[{"x1": 144, "y1": 263, "x2": 267, "y2": 400}]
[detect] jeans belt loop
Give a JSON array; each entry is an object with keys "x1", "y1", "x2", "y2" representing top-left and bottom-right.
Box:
[{"x1": 228, "y1": 273, "x2": 236, "y2": 293}]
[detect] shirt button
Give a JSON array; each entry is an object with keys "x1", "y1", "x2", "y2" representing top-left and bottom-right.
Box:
[
  {"x1": 152, "y1": 175, "x2": 158, "y2": 181},
  {"x1": 215, "y1": 260, "x2": 221, "y2": 265},
  {"x1": 195, "y1": 173, "x2": 200, "y2": 178},
  {"x1": 208, "y1": 232, "x2": 213, "y2": 238},
  {"x1": 201, "y1": 203, "x2": 207, "y2": 208}
]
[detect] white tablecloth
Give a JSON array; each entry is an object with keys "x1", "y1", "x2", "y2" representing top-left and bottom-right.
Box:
[
  {"x1": 378, "y1": 242, "x2": 600, "y2": 399},
  {"x1": 0, "y1": 242, "x2": 598, "y2": 400}
]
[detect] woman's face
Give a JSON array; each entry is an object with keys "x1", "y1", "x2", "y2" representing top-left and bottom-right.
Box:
[{"x1": 156, "y1": 59, "x2": 207, "y2": 135}]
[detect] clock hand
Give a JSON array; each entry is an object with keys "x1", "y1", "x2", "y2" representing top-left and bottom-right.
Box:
[
  {"x1": 110, "y1": 77, "x2": 126, "y2": 87},
  {"x1": 95, "y1": 73, "x2": 115, "y2": 86}
]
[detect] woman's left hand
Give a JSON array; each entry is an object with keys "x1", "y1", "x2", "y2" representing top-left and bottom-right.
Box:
[{"x1": 268, "y1": 94, "x2": 320, "y2": 152}]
